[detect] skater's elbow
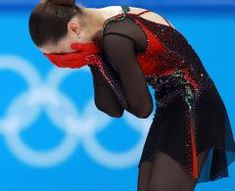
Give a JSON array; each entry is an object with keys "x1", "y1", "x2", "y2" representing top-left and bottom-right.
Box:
[
  {"x1": 95, "y1": 103, "x2": 124, "y2": 118},
  {"x1": 129, "y1": 102, "x2": 153, "y2": 118}
]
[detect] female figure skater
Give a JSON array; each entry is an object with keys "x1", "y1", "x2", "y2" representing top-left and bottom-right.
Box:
[{"x1": 28, "y1": 1, "x2": 235, "y2": 190}]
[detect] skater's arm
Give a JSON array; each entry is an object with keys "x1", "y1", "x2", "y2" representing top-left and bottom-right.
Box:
[
  {"x1": 102, "y1": 33, "x2": 153, "y2": 118},
  {"x1": 89, "y1": 64, "x2": 124, "y2": 118}
]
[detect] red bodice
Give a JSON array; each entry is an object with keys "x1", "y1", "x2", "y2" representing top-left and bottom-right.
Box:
[
  {"x1": 124, "y1": 13, "x2": 202, "y2": 92},
  {"x1": 105, "y1": 11, "x2": 170, "y2": 76},
  {"x1": 132, "y1": 16, "x2": 167, "y2": 76}
]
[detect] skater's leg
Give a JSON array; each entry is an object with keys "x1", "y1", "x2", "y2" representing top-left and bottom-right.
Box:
[
  {"x1": 147, "y1": 149, "x2": 208, "y2": 191},
  {"x1": 137, "y1": 160, "x2": 153, "y2": 191}
]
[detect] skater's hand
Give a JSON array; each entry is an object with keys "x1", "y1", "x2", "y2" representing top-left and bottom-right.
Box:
[
  {"x1": 70, "y1": 41, "x2": 101, "y2": 54},
  {"x1": 43, "y1": 41, "x2": 102, "y2": 69}
]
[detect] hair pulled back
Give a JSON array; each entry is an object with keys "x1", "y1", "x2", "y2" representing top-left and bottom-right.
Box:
[{"x1": 29, "y1": 0, "x2": 84, "y2": 47}]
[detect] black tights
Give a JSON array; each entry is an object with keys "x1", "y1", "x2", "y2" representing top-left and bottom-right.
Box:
[{"x1": 137, "y1": 149, "x2": 209, "y2": 191}]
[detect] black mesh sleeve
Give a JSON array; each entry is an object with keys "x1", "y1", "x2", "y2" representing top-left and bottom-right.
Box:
[
  {"x1": 101, "y1": 17, "x2": 153, "y2": 118},
  {"x1": 88, "y1": 64, "x2": 124, "y2": 118}
]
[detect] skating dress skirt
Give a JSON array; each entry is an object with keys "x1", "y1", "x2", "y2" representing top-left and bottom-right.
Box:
[{"x1": 88, "y1": 6, "x2": 235, "y2": 183}]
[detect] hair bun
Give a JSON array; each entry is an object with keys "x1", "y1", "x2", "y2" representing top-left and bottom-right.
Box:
[{"x1": 48, "y1": 0, "x2": 75, "y2": 6}]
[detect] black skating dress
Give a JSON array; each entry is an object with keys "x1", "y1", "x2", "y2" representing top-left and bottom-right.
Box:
[{"x1": 88, "y1": 5, "x2": 235, "y2": 183}]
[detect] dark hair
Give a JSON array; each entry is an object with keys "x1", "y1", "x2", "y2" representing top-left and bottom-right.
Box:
[{"x1": 28, "y1": 0, "x2": 84, "y2": 47}]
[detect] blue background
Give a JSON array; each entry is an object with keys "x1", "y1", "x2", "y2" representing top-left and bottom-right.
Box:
[{"x1": 0, "y1": 1, "x2": 234, "y2": 191}]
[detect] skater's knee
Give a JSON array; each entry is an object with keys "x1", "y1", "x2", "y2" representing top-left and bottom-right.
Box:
[
  {"x1": 147, "y1": 183, "x2": 194, "y2": 191},
  {"x1": 147, "y1": 151, "x2": 196, "y2": 191},
  {"x1": 147, "y1": 182, "x2": 179, "y2": 191}
]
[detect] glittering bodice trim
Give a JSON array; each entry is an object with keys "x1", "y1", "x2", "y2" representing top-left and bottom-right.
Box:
[
  {"x1": 100, "y1": 5, "x2": 216, "y2": 110},
  {"x1": 123, "y1": 13, "x2": 216, "y2": 109}
]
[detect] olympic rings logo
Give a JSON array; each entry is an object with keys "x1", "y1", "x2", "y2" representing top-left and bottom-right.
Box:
[{"x1": 0, "y1": 55, "x2": 153, "y2": 168}]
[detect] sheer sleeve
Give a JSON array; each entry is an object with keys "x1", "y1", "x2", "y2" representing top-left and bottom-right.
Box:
[
  {"x1": 88, "y1": 64, "x2": 124, "y2": 118},
  {"x1": 101, "y1": 17, "x2": 153, "y2": 118}
]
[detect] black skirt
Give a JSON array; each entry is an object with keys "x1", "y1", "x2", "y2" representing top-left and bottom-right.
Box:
[{"x1": 138, "y1": 80, "x2": 235, "y2": 183}]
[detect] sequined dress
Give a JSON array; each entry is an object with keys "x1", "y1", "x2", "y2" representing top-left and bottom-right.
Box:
[{"x1": 88, "y1": 6, "x2": 235, "y2": 183}]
